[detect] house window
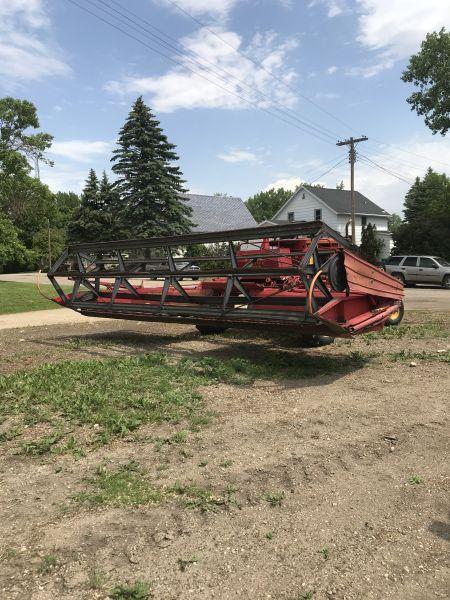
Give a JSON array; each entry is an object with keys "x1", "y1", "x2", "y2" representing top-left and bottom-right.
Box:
[
  {"x1": 287, "y1": 211, "x2": 295, "y2": 222},
  {"x1": 361, "y1": 216, "x2": 367, "y2": 227},
  {"x1": 302, "y1": 192, "x2": 305, "y2": 199},
  {"x1": 314, "y1": 208, "x2": 322, "y2": 221}
]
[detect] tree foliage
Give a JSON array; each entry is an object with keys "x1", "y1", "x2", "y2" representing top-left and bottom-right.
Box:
[
  {"x1": 0, "y1": 96, "x2": 53, "y2": 176},
  {"x1": 246, "y1": 187, "x2": 293, "y2": 222},
  {"x1": 359, "y1": 224, "x2": 384, "y2": 264},
  {"x1": 111, "y1": 96, "x2": 192, "y2": 238},
  {"x1": 393, "y1": 168, "x2": 450, "y2": 258},
  {"x1": 0, "y1": 213, "x2": 35, "y2": 273},
  {"x1": 402, "y1": 28, "x2": 450, "y2": 135},
  {"x1": 388, "y1": 213, "x2": 403, "y2": 234}
]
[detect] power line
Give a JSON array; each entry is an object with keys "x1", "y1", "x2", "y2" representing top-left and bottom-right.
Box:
[
  {"x1": 165, "y1": 0, "x2": 355, "y2": 136},
  {"x1": 65, "y1": 0, "x2": 337, "y2": 146},
  {"x1": 89, "y1": 0, "x2": 338, "y2": 142},
  {"x1": 166, "y1": 0, "x2": 450, "y2": 169},
  {"x1": 308, "y1": 157, "x2": 348, "y2": 185},
  {"x1": 358, "y1": 154, "x2": 415, "y2": 185}
]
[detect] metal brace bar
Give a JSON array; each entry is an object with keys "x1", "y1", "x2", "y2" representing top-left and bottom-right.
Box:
[
  {"x1": 110, "y1": 277, "x2": 122, "y2": 305},
  {"x1": 160, "y1": 278, "x2": 171, "y2": 308}
]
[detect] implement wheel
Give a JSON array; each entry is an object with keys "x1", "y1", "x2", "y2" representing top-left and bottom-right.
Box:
[
  {"x1": 296, "y1": 335, "x2": 335, "y2": 348},
  {"x1": 385, "y1": 302, "x2": 404, "y2": 326},
  {"x1": 196, "y1": 325, "x2": 228, "y2": 335}
]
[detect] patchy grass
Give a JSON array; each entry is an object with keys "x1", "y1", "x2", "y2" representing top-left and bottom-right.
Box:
[
  {"x1": 262, "y1": 491, "x2": 285, "y2": 507},
  {"x1": 0, "y1": 351, "x2": 358, "y2": 453},
  {"x1": 318, "y1": 546, "x2": 329, "y2": 560},
  {"x1": 110, "y1": 580, "x2": 151, "y2": 600},
  {"x1": 37, "y1": 554, "x2": 58, "y2": 575},
  {"x1": 0, "y1": 281, "x2": 70, "y2": 315},
  {"x1": 73, "y1": 462, "x2": 233, "y2": 512},
  {"x1": 389, "y1": 349, "x2": 450, "y2": 363},
  {"x1": 362, "y1": 321, "x2": 449, "y2": 341}
]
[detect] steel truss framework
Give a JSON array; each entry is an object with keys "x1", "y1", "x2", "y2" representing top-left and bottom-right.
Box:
[{"x1": 47, "y1": 221, "x2": 359, "y2": 334}]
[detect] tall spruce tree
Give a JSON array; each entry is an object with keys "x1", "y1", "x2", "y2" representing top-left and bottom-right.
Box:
[
  {"x1": 111, "y1": 97, "x2": 192, "y2": 238},
  {"x1": 68, "y1": 169, "x2": 106, "y2": 242},
  {"x1": 99, "y1": 170, "x2": 125, "y2": 239}
]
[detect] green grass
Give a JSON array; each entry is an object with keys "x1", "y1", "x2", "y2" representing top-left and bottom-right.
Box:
[
  {"x1": 0, "y1": 281, "x2": 69, "y2": 315},
  {"x1": 0, "y1": 351, "x2": 357, "y2": 452},
  {"x1": 408, "y1": 475, "x2": 424, "y2": 485},
  {"x1": 73, "y1": 461, "x2": 233, "y2": 512},
  {"x1": 37, "y1": 554, "x2": 58, "y2": 575},
  {"x1": 110, "y1": 581, "x2": 151, "y2": 600},
  {"x1": 262, "y1": 491, "x2": 285, "y2": 507}
]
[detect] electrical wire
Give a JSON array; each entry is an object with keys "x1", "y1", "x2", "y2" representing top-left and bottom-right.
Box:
[
  {"x1": 64, "y1": 0, "x2": 337, "y2": 145},
  {"x1": 92, "y1": 0, "x2": 341, "y2": 141},
  {"x1": 358, "y1": 154, "x2": 415, "y2": 185},
  {"x1": 308, "y1": 157, "x2": 348, "y2": 185},
  {"x1": 165, "y1": 0, "x2": 355, "y2": 135}
]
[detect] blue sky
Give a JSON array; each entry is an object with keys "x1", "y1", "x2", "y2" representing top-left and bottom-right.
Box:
[{"x1": 1, "y1": 0, "x2": 449, "y2": 215}]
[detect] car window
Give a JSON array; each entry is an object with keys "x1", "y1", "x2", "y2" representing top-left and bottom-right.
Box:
[
  {"x1": 419, "y1": 257, "x2": 437, "y2": 268},
  {"x1": 433, "y1": 257, "x2": 450, "y2": 266},
  {"x1": 387, "y1": 256, "x2": 403, "y2": 265},
  {"x1": 402, "y1": 257, "x2": 418, "y2": 267}
]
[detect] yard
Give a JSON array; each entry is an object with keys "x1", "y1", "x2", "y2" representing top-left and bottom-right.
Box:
[
  {"x1": 0, "y1": 312, "x2": 448, "y2": 599},
  {"x1": 0, "y1": 281, "x2": 70, "y2": 315}
]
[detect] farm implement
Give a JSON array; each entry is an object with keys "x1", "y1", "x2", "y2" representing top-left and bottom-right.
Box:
[{"x1": 47, "y1": 221, "x2": 404, "y2": 339}]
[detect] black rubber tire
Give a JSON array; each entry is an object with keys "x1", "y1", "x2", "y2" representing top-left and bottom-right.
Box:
[
  {"x1": 295, "y1": 335, "x2": 335, "y2": 348},
  {"x1": 442, "y1": 275, "x2": 450, "y2": 289},
  {"x1": 196, "y1": 325, "x2": 228, "y2": 335},
  {"x1": 391, "y1": 272, "x2": 405, "y2": 284},
  {"x1": 385, "y1": 301, "x2": 404, "y2": 326}
]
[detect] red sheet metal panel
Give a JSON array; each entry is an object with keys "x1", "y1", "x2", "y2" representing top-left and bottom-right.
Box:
[{"x1": 343, "y1": 250, "x2": 404, "y2": 300}]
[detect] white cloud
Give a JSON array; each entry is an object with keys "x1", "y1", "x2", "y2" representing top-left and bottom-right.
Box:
[
  {"x1": 40, "y1": 165, "x2": 89, "y2": 194},
  {"x1": 308, "y1": 0, "x2": 349, "y2": 18},
  {"x1": 264, "y1": 176, "x2": 301, "y2": 192},
  {"x1": 105, "y1": 27, "x2": 298, "y2": 112},
  {"x1": 48, "y1": 140, "x2": 112, "y2": 163},
  {"x1": 155, "y1": 0, "x2": 241, "y2": 18},
  {"x1": 0, "y1": 0, "x2": 69, "y2": 86},
  {"x1": 351, "y1": 0, "x2": 450, "y2": 77},
  {"x1": 217, "y1": 149, "x2": 260, "y2": 163},
  {"x1": 326, "y1": 65, "x2": 338, "y2": 74}
]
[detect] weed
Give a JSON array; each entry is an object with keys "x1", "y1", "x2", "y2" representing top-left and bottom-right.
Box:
[
  {"x1": 262, "y1": 491, "x2": 285, "y2": 507},
  {"x1": 198, "y1": 460, "x2": 208, "y2": 467},
  {"x1": 110, "y1": 580, "x2": 151, "y2": 600},
  {"x1": 154, "y1": 430, "x2": 188, "y2": 451},
  {"x1": 319, "y1": 546, "x2": 329, "y2": 560},
  {"x1": 408, "y1": 475, "x2": 424, "y2": 485},
  {"x1": 0, "y1": 428, "x2": 21, "y2": 443},
  {"x1": 87, "y1": 569, "x2": 107, "y2": 590},
  {"x1": 168, "y1": 481, "x2": 224, "y2": 512},
  {"x1": 265, "y1": 531, "x2": 275, "y2": 540},
  {"x1": 73, "y1": 462, "x2": 162, "y2": 506},
  {"x1": 296, "y1": 593, "x2": 314, "y2": 600},
  {"x1": 1, "y1": 548, "x2": 18, "y2": 560},
  {"x1": 37, "y1": 554, "x2": 57, "y2": 575},
  {"x1": 219, "y1": 459, "x2": 233, "y2": 468},
  {"x1": 21, "y1": 432, "x2": 62, "y2": 456},
  {"x1": 177, "y1": 557, "x2": 198, "y2": 572},
  {"x1": 55, "y1": 435, "x2": 86, "y2": 459}
]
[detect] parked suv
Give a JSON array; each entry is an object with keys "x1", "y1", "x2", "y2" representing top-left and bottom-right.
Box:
[{"x1": 384, "y1": 255, "x2": 450, "y2": 288}]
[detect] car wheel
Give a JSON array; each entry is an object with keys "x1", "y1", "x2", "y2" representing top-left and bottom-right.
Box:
[
  {"x1": 442, "y1": 275, "x2": 450, "y2": 289},
  {"x1": 385, "y1": 301, "x2": 404, "y2": 326},
  {"x1": 391, "y1": 272, "x2": 405, "y2": 284},
  {"x1": 196, "y1": 325, "x2": 228, "y2": 335}
]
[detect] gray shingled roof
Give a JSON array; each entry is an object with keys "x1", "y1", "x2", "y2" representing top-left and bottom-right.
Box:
[
  {"x1": 303, "y1": 185, "x2": 389, "y2": 216},
  {"x1": 182, "y1": 194, "x2": 257, "y2": 232}
]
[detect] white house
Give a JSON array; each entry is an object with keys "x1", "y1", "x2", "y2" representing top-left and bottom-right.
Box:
[{"x1": 263, "y1": 185, "x2": 393, "y2": 259}]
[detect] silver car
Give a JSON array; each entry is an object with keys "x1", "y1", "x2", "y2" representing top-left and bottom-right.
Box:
[{"x1": 384, "y1": 255, "x2": 450, "y2": 288}]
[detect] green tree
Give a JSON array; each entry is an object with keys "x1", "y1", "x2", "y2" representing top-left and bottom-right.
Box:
[
  {"x1": 336, "y1": 180, "x2": 345, "y2": 190},
  {"x1": 53, "y1": 191, "x2": 80, "y2": 229},
  {"x1": 68, "y1": 169, "x2": 103, "y2": 242},
  {"x1": 0, "y1": 212, "x2": 35, "y2": 272},
  {"x1": 359, "y1": 223, "x2": 384, "y2": 264},
  {"x1": 388, "y1": 213, "x2": 403, "y2": 234},
  {"x1": 0, "y1": 97, "x2": 53, "y2": 176},
  {"x1": 111, "y1": 97, "x2": 192, "y2": 238},
  {"x1": 246, "y1": 187, "x2": 293, "y2": 222},
  {"x1": 401, "y1": 28, "x2": 450, "y2": 135},
  {"x1": 393, "y1": 168, "x2": 450, "y2": 258}
]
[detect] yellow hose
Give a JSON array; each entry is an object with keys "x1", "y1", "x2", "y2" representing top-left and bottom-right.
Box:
[
  {"x1": 307, "y1": 269, "x2": 323, "y2": 315},
  {"x1": 36, "y1": 269, "x2": 56, "y2": 302}
]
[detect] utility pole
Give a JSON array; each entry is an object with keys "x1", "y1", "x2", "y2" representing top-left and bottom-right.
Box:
[{"x1": 336, "y1": 136, "x2": 368, "y2": 244}]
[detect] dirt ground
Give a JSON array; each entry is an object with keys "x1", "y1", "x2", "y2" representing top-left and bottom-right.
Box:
[{"x1": 0, "y1": 313, "x2": 449, "y2": 600}]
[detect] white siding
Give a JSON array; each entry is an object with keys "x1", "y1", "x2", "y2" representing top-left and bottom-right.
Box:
[
  {"x1": 336, "y1": 214, "x2": 389, "y2": 245},
  {"x1": 275, "y1": 188, "x2": 339, "y2": 228}
]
